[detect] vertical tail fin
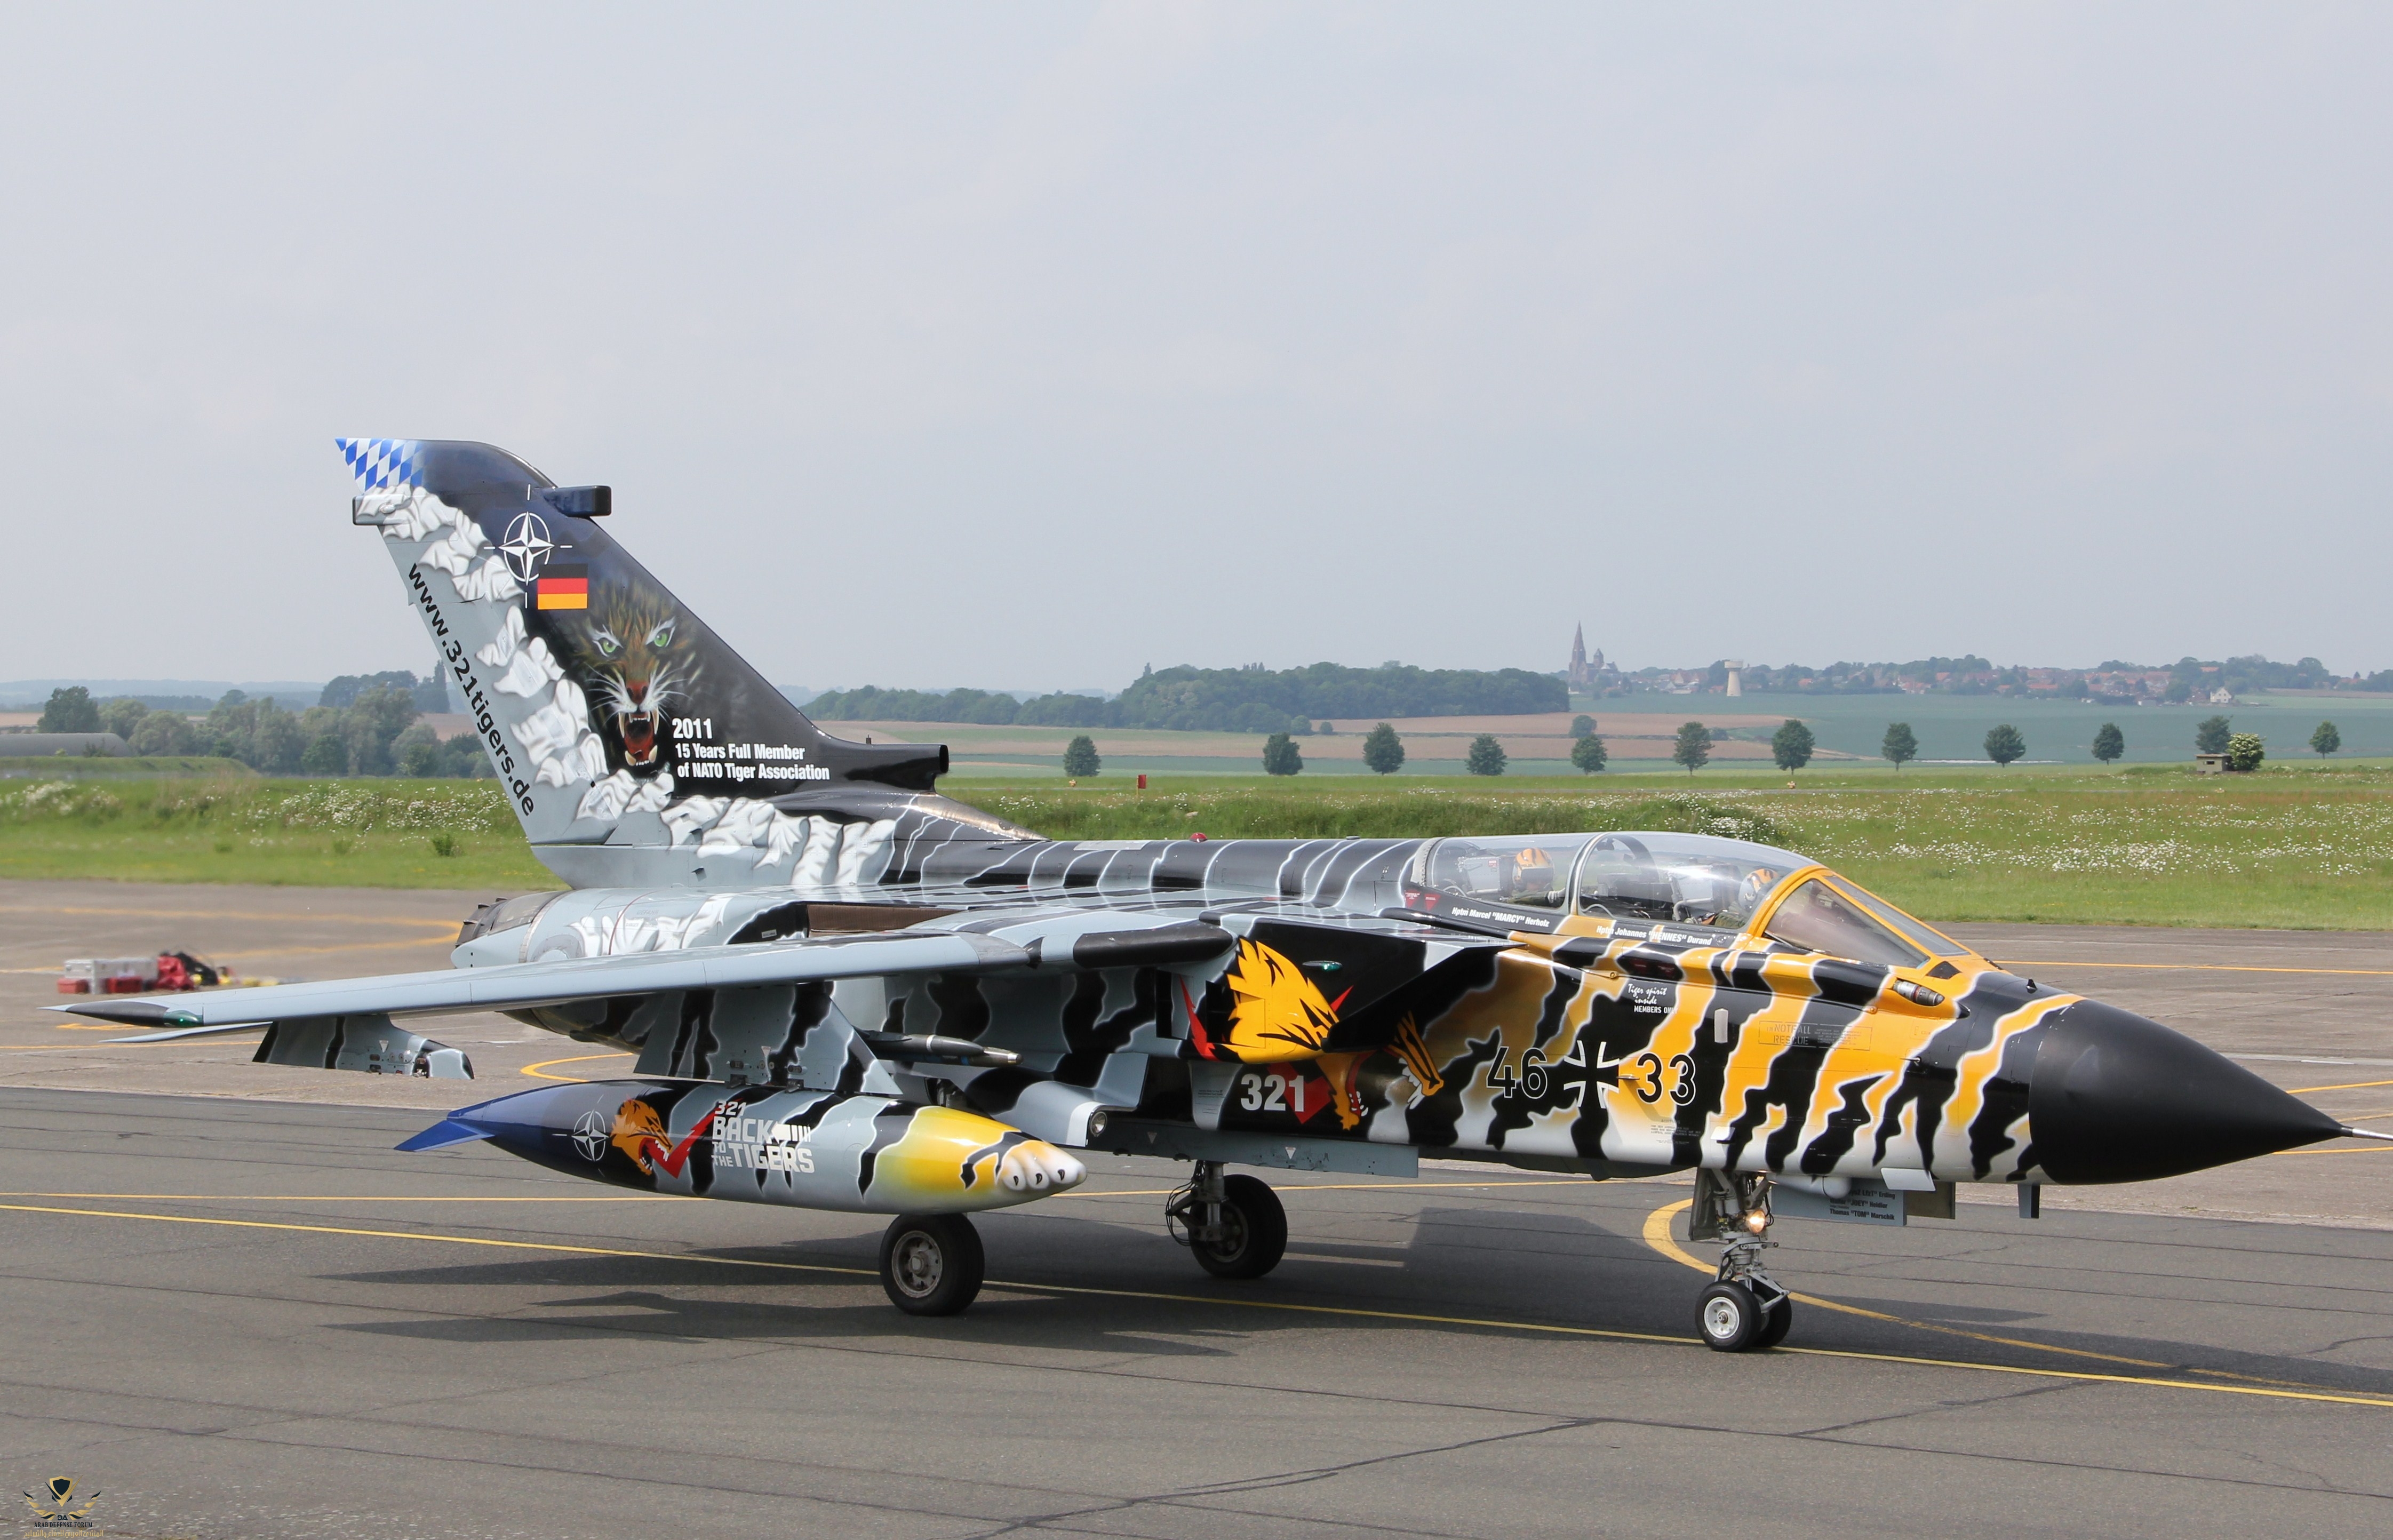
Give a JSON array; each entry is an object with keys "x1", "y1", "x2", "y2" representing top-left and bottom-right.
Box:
[{"x1": 342, "y1": 439, "x2": 1020, "y2": 886}]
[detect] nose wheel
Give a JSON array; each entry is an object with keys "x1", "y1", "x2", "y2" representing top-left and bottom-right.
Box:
[
  {"x1": 1690, "y1": 1170, "x2": 1793, "y2": 1352},
  {"x1": 1166, "y1": 1162, "x2": 1288, "y2": 1279},
  {"x1": 1698, "y1": 1275, "x2": 1792, "y2": 1351}
]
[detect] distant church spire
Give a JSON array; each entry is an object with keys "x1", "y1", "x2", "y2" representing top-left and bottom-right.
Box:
[{"x1": 1569, "y1": 624, "x2": 1590, "y2": 689}]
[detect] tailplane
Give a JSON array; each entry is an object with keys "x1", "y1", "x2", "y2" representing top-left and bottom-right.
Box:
[{"x1": 341, "y1": 438, "x2": 1028, "y2": 886}]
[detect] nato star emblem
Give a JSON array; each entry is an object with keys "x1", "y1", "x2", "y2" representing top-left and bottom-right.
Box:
[{"x1": 500, "y1": 511, "x2": 558, "y2": 584}]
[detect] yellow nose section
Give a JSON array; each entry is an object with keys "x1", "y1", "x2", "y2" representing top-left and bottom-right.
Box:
[{"x1": 866, "y1": 1104, "x2": 1089, "y2": 1214}]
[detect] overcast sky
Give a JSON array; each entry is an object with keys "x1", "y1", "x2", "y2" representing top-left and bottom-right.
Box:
[{"x1": 4, "y1": 4, "x2": 2388, "y2": 691}]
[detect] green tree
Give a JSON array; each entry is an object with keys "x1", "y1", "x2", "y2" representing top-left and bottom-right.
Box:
[
  {"x1": 301, "y1": 731, "x2": 348, "y2": 776},
  {"x1": 1770, "y1": 719, "x2": 1815, "y2": 771},
  {"x1": 1983, "y1": 723, "x2": 2026, "y2": 765},
  {"x1": 1062, "y1": 734, "x2": 1101, "y2": 777},
  {"x1": 2311, "y1": 720, "x2": 2342, "y2": 757},
  {"x1": 442, "y1": 733, "x2": 493, "y2": 778},
  {"x1": 1362, "y1": 722, "x2": 1405, "y2": 775},
  {"x1": 2195, "y1": 714, "x2": 2232, "y2": 755},
  {"x1": 342, "y1": 684, "x2": 419, "y2": 777},
  {"x1": 2227, "y1": 732, "x2": 2266, "y2": 772},
  {"x1": 250, "y1": 699, "x2": 305, "y2": 775},
  {"x1": 1672, "y1": 720, "x2": 1711, "y2": 775},
  {"x1": 98, "y1": 697, "x2": 149, "y2": 740},
  {"x1": 37, "y1": 687, "x2": 100, "y2": 733},
  {"x1": 394, "y1": 723, "x2": 444, "y2": 777},
  {"x1": 1569, "y1": 714, "x2": 1596, "y2": 739},
  {"x1": 2164, "y1": 678, "x2": 2193, "y2": 704},
  {"x1": 2092, "y1": 722, "x2": 2125, "y2": 764},
  {"x1": 130, "y1": 712, "x2": 201, "y2": 756},
  {"x1": 1466, "y1": 733, "x2": 1507, "y2": 776},
  {"x1": 1262, "y1": 732, "x2": 1303, "y2": 776},
  {"x1": 1882, "y1": 722, "x2": 1918, "y2": 771},
  {"x1": 1570, "y1": 733, "x2": 1608, "y2": 773}
]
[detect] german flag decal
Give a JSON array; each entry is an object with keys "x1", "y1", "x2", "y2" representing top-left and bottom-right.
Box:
[{"x1": 535, "y1": 565, "x2": 589, "y2": 610}]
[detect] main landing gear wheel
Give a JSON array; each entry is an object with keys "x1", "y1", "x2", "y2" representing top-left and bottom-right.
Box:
[
  {"x1": 879, "y1": 1214, "x2": 985, "y2": 1316},
  {"x1": 1167, "y1": 1164, "x2": 1288, "y2": 1280}
]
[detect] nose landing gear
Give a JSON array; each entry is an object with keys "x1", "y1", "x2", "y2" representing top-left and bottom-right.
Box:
[
  {"x1": 1166, "y1": 1161, "x2": 1288, "y2": 1279},
  {"x1": 1689, "y1": 1169, "x2": 1792, "y2": 1352}
]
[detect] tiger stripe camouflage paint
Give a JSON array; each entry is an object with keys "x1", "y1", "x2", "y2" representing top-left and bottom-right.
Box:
[
  {"x1": 462, "y1": 868, "x2": 2109, "y2": 1191},
  {"x1": 109, "y1": 438, "x2": 2340, "y2": 1240},
  {"x1": 1168, "y1": 920, "x2": 2078, "y2": 1186}
]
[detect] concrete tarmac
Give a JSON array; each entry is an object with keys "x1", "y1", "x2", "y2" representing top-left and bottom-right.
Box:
[{"x1": 5, "y1": 881, "x2": 2393, "y2": 1538}]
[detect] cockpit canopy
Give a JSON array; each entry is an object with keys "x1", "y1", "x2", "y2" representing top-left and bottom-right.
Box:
[{"x1": 1402, "y1": 830, "x2": 1964, "y2": 968}]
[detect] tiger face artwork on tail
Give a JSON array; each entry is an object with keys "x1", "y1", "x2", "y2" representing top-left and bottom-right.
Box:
[{"x1": 568, "y1": 584, "x2": 700, "y2": 776}]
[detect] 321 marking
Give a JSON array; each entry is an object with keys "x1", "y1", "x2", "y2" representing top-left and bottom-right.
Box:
[{"x1": 1237, "y1": 1070, "x2": 1307, "y2": 1115}]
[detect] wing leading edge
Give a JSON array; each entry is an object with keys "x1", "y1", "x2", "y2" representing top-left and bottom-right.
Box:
[{"x1": 61, "y1": 920, "x2": 1243, "y2": 1036}]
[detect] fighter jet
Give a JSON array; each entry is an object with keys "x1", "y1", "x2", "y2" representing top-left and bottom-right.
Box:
[{"x1": 63, "y1": 439, "x2": 2383, "y2": 1347}]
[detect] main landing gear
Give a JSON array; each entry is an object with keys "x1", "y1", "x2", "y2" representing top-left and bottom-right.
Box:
[
  {"x1": 1689, "y1": 1169, "x2": 1792, "y2": 1352},
  {"x1": 879, "y1": 1214, "x2": 985, "y2": 1316},
  {"x1": 1166, "y1": 1161, "x2": 1288, "y2": 1279}
]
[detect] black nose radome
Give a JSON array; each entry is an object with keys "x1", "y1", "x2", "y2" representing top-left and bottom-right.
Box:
[{"x1": 2030, "y1": 999, "x2": 2343, "y2": 1184}]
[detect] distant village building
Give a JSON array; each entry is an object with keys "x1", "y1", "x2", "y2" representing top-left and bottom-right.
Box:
[
  {"x1": 1724, "y1": 661, "x2": 1744, "y2": 698},
  {"x1": 1567, "y1": 625, "x2": 1621, "y2": 693}
]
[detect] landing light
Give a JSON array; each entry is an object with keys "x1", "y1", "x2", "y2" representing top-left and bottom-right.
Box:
[{"x1": 1742, "y1": 1209, "x2": 1770, "y2": 1234}]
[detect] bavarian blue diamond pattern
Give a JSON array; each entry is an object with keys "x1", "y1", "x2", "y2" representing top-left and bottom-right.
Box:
[{"x1": 335, "y1": 437, "x2": 424, "y2": 491}]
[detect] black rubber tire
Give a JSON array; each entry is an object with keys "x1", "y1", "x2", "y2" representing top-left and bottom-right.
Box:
[
  {"x1": 879, "y1": 1214, "x2": 985, "y2": 1316},
  {"x1": 1191, "y1": 1174, "x2": 1288, "y2": 1280},
  {"x1": 1752, "y1": 1295, "x2": 1793, "y2": 1350},
  {"x1": 1698, "y1": 1281, "x2": 1763, "y2": 1352}
]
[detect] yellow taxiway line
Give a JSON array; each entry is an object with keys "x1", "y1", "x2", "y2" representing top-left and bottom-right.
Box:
[
  {"x1": 4, "y1": 1198, "x2": 2390, "y2": 1411},
  {"x1": 204, "y1": 937, "x2": 458, "y2": 961},
  {"x1": 1998, "y1": 959, "x2": 2393, "y2": 978},
  {"x1": 0, "y1": 1180, "x2": 1586, "y2": 1203},
  {"x1": 2274, "y1": 1143, "x2": 2393, "y2": 1156},
  {"x1": 522, "y1": 1051, "x2": 634, "y2": 1081},
  {"x1": 0, "y1": 905, "x2": 459, "y2": 930}
]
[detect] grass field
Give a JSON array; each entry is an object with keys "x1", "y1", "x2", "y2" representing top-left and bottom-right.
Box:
[
  {"x1": 4, "y1": 765, "x2": 2391, "y2": 928},
  {"x1": 0, "y1": 778, "x2": 552, "y2": 890},
  {"x1": 0, "y1": 755, "x2": 252, "y2": 778}
]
